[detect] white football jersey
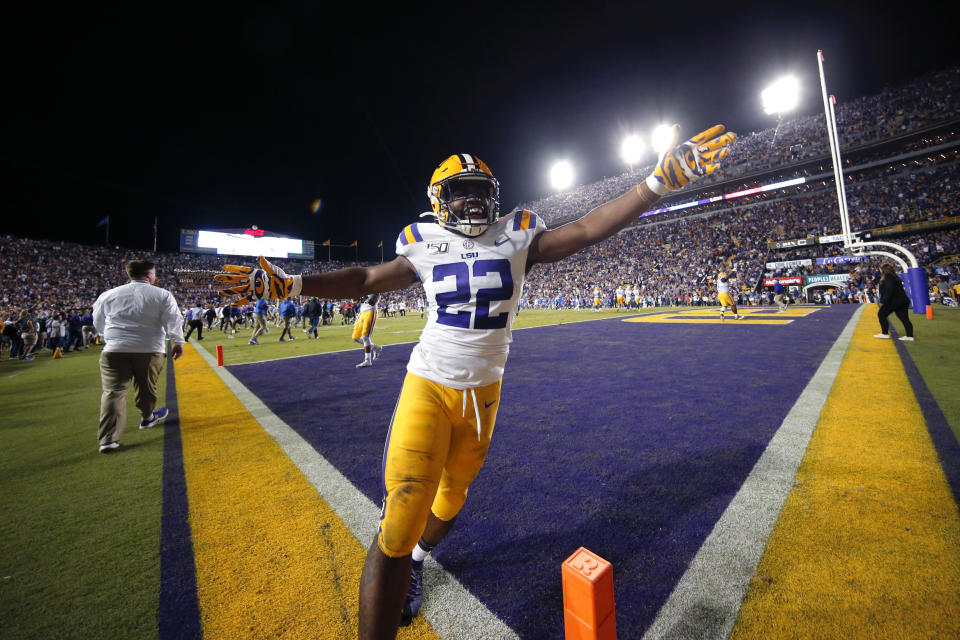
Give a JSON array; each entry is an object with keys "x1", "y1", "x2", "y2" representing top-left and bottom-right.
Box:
[
  {"x1": 717, "y1": 277, "x2": 730, "y2": 294},
  {"x1": 395, "y1": 210, "x2": 546, "y2": 388},
  {"x1": 359, "y1": 293, "x2": 380, "y2": 314}
]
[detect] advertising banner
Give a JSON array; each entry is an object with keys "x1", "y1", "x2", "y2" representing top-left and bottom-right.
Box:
[
  {"x1": 805, "y1": 273, "x2": 850, "y2": 285},
  {"x1": 765, "y1": 259, "x2": 813, "y2": 269},
  {"x1": 818, "y1": 232, "x2": 869, "y2": 244},
  {"x1": 763, "y1": 277, "x2": 803, "y2": 286},
  {"x1": 816, "y1": 256, "x2": 865, "y2": 266},
  {"x1": 768, "y1": 236, "x2": 817, "y2": 250}
]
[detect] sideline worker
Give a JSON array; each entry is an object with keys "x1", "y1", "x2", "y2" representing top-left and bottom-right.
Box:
[{"x1": 93, "y1": 259, "x2": 184, "y2": 453}]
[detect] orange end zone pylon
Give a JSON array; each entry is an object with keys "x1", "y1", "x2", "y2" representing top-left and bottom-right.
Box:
[
  {"x1": 562, "y1": 547, "x2": 617, "y2": 640},
  {"x1": 216, "y1": 345, "x2": 224, "y2": 366}
]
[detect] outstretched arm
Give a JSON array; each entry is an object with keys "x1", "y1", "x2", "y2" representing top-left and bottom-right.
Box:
[
  {"x1": 527, "y1": 124, "x2": 735, "y2": 268},
  {"x1": 300, "y1": 257, "x2": 418, "y2": 299},
  {"x1": 215, "y1": 256, "x2": 418, "y2": 305},
  {"x1": 527, "y1": 182, "x2": 661, "y2": 265}
]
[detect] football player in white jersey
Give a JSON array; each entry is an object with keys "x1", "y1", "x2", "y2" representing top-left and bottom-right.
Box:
[
  {"x1": 216, "y1": 125, "x2": 735, "y2": 640},
  {"x1": 717, "y1": 271, "x2": 744, "y2": 320},
  {"x1": 352, "y1": 293, "x2": 383, "y2": 367}
]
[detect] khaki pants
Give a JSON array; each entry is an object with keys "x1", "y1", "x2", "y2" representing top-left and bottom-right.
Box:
[
  {"x1": 98, "y1": 351, "x2": 165, "y2": 445},
  {"x1": 251, "y1": 314, "x2": 267, "y2": 339}
]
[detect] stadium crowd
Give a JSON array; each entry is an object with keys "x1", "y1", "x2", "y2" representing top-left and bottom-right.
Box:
[
  {"x1": 2, "y1": 67, "x2": 959, "y2": 359},
  {"x1": 518, "y1": 66, "x2": 960, "y2": 225}
]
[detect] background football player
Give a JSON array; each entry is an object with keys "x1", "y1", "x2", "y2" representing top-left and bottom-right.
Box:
[
  {"x1": 352, "y1": 292, "x2": 382, "y2": 367},
  {"x1": 217, "y1": 124, "x2": 735, "y2": 640},
  {"x1": 717, "y1": 271, "x2": 744, "y2": 320}
]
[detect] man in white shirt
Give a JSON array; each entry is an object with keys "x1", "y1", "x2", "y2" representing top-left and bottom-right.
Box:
[{"x1": 93, "y1": 259, "x2": 185, "y2": 453}]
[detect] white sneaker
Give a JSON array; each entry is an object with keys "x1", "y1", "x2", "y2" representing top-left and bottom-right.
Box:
[
  {"x1": 873, "y1": 333, "x2": 891, "y2": 339},
  {"x1": 99, "y1": 441, "x2": 120, "y2": 453},
  {"x1": 899, "y1": 336, "x2": 915, "y2": 342},
  {"x1": 372, "y1": 345, "x2": 383, "y2": 361},
  {"x1": 356, "y1": 360, "x2": 372, "y2": 368}
]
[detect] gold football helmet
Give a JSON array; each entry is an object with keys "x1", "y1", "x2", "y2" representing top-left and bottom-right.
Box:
[{"x1": 427, "y1": 154, "x2": 500, "y2": 237}]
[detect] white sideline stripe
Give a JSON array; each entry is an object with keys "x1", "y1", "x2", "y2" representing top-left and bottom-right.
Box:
[
  {"x1": 641, "y1": 305, "x2": 865, "y2": 640},
  {"x1": 188, "y1": 339, "x2": 519, "y2": 640}
]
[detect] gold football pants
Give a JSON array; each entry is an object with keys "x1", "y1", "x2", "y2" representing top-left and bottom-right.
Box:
[
  {"x1": 352, "y1": 309, "x2": 377, "y2": 341},
  {"x1": 378, "y1": 372, "x2": 502, "y2": 558}
]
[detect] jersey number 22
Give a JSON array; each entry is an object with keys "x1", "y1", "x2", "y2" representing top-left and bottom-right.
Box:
[{"x1": 433, "y1": 259, "x2": 514, "y2": 330}]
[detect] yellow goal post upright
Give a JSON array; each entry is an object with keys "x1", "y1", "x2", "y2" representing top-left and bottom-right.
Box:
[{"x1": 816, "y1": 50, "x2": 929, "y2": 312}]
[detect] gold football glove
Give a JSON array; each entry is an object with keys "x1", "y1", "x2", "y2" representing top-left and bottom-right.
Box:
[
  {"x1": 645, "y1": 124, "x2": 736, "y2": 196},
  {"x1": 214, "y1": 256, "x2": 302, "y2": 305}
]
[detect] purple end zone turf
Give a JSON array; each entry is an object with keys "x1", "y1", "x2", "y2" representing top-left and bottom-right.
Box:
[{"x1": 230, "y1": 306, "x2": 857, "y2": 638}]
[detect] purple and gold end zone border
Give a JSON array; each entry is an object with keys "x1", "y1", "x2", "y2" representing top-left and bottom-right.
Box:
[
  {"x1": 227, "y1": 305, "x2": 860, "y2": 638},
  {"x1": 894, "y1": 334, "x2": 960, "y2": 504},
  {"x1": 158, "y1": 352, "x2": 201, "y2": 640}
]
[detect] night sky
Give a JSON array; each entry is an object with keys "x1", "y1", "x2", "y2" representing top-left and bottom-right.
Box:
[{"x1": 4, "y1": 3, "x2": 957, "y2": 258}]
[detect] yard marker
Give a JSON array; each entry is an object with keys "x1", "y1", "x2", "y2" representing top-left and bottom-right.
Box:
[
  {"x1": 52, "y1": 347, "x2": 62, "y2": 359},
  {"x1": 216, "y1": 345, "x2": 224, "y2": 366},
  {"x1": 562, "y1": 547, "x2": 616, "y2": 640}
]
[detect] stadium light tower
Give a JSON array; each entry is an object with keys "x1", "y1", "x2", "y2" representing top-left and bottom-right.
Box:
[
  {"x1": 761, "y1": 76, "x2": 800, "y2": 116},
  {"x1": 651, "y1": 124, "x2": 675, "y2": 155},
  {"x1": 549, "y1": 160, "x2": 574, "y2": 191},
  {"x1": 621, "y1": 134, "x2": 645, "y2": 170},
  {"x1": 762, "y1": 75, "x2": 799, "y2": 145}
]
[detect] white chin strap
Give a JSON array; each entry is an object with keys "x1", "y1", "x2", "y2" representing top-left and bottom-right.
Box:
[{"x1": 462, "y1": 389, "x2": 482, "y2": 440}]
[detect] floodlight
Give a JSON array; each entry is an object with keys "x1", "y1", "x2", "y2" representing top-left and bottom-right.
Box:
[
  {"x1": 621, "y1": 134, "x2": 645, "y2": 166},
  {"x1": 651, "y1": 124, "x2": 675, "y2": 155},
  {"x1": 549, "y1": 160, "x2": 574, "y2": 190},
  {"x1": 762, "y1": 76, "x2": 799, "y2": 115}
]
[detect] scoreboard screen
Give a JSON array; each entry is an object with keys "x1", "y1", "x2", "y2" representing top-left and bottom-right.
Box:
[{"x1": 180, "y1": 228, "x2": 315, "y2": 260}]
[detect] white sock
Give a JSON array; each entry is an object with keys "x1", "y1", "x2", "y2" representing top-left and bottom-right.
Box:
[{"x1": 412, "y1": 539, "x2": 434, "y2": 563}]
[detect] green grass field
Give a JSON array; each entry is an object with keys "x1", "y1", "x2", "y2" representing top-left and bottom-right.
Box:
[
  {"x1": 1, "y1": 305, "x2": 957, "y2": 639},
  {"x1": 0, "y1": 345, "x2": 166, "y2": 640}
]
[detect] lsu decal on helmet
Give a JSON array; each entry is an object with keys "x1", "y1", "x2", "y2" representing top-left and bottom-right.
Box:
[{"x1": 427, "y1": 154, "x2": 500, "y2": 237}]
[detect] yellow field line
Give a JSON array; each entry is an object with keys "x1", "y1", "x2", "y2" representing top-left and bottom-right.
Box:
[
  {"x1": 175, "y1": 343, "x2": 444, "y2": 639},
  {"x1": 730, "y1": 304, "x2": 960, "y2": 638},
  {"x1": 174, "y1": 343, "x2": 365, "y2": 638}
]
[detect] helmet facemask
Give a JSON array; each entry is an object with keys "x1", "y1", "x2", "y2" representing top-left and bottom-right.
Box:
[
  {"x1": 432, "y1": 176, "x2": 499, "y2": 237},
  {"x1": 427, "y1": 154, "x2": 500, "y2": 237}
]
